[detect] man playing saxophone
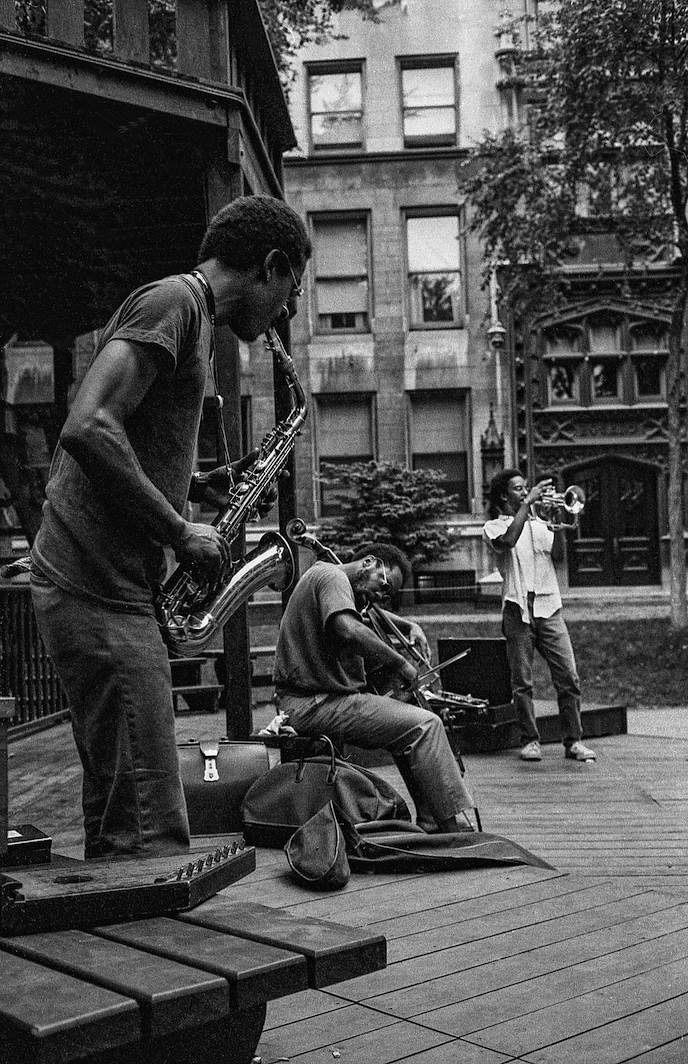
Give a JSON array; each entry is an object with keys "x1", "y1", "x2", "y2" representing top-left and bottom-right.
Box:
[
  {"x1": 483, "y1": 469, "x2": 596, "y2": 764},
  {"x1": 29, "y1": 196, "x2": 312, "y2": 858}
]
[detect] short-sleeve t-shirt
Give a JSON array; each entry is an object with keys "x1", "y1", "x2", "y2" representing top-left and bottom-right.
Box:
[
  {"x1": 482, "y1": 513, "x2": 562, "y2": 621},
  {"x1": 273, "y1": 563, "x2": 367, "y2": 695},
  {"x1": 32, "y1": 274, "x2": 212, "y2": 613}
]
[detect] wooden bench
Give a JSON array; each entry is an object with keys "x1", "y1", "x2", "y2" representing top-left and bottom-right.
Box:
[{"x1": 0, "y1": 885, "x2": 386, "y2": 1064}]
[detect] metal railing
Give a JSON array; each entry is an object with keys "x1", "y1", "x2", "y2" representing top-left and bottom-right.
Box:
[{"x1": 0, "y1": 583, "x2": 69, "y2": 736}]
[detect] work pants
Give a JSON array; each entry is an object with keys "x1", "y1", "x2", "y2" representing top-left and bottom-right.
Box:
[
  {"x1": 276, "y1": 689, "x2": 474, "y2": 824},
  {"x1": 502, "y1": 599, "x2": 583, "y2": 749},
  {"x1": 31, "y1": 572, "x2": 190, "y2": 858}
]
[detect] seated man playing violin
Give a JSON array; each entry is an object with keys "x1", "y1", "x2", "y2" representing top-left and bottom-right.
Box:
[{"x1": 272, "y1": 542, "x2": 476, "y2": 833}]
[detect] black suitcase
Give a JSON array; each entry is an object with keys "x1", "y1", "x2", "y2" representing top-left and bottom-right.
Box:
[{"x1": 177, "y1": 737, "x2": 275, "y2": 834}]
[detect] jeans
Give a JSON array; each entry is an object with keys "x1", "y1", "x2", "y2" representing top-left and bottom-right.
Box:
[
  {"x1": 31, "y1": 572, "x2": 190, "y2": 858},
  {"x1": 275, "y1": 689, "x2": 474, "y2": 823},
  {"x1": 502, "y1": 599, "x2": 582, "y2": 749}
]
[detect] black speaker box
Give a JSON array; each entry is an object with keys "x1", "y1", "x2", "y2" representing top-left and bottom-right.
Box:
[{"x1": 437, "y1": 638, "x2": 512, "y2": 707}]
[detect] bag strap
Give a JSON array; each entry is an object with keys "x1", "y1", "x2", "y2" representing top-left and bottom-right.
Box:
[{"x1": 295, "y1": 734, "x2": 337, "y2": 784}]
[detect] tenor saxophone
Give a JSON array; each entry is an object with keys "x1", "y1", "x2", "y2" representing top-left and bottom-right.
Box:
[{"x1": 156, "y1": 328, "x2": 307, "y2": 656}]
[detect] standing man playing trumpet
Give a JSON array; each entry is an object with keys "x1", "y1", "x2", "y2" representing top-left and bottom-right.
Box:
[{"x1": 483, "y1": 469, "x2": 596, "y2": 764}]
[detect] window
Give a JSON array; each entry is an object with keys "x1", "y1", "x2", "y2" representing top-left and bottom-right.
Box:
[
  {"x1": 316, "y1": 394, "x2": 374, "y2": 516},
  {"x1": 406, "y1": 213, "x2": 463, "y2": 327},
  {"x1": 400, "y1": 60, "x2": 457, "y2": 148},
  {"x1": 312, "y1": 215, "x2": 370, "y2": 333},
  {"x1": 541, "y1": 314, "x2": 668, "y2": 407},
  {"x1": 547, "y1": 362, "x2": 580, "y2": 404},
  {"x1": 308, "y1": 65, "x2": 363, "y2": 150},
  {"x1": 409, "y1": 391, "x2": 470, "y2": 512}
]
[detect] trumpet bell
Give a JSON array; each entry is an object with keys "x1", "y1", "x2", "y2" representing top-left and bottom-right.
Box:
[
  {"x1": 563, "y1": 485, "x2": 585, "y2": 514},
  {"x1": 532, "y1": 484, "x2": 586, "y2": 528}
]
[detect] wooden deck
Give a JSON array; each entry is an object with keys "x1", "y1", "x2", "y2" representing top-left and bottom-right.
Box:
[{"x1": 7, "y1": 723, "x2": 688, "y2": 1063}]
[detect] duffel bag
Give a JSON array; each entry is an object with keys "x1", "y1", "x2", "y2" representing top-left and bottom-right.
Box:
[{"x1": 240, "y1": 734, "x2": 411, "y2": 847}]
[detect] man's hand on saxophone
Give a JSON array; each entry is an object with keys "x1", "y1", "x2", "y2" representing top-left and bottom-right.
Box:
[
  {"x1": 188, "y1": 450, "x2": 283, "y2": 518},
  {"x1": 170, "y1": 520, "x2": 231, "y2": 583}
]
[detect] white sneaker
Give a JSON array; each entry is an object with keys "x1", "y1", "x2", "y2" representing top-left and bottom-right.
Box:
[
  {"x1": 566, "y1": 741, "x2": 596, "y2": 761},
  {"x1": 520, "y1": 740, "x2": 542, "y2": 761}
]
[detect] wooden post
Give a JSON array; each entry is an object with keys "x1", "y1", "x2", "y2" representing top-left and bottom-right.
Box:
[
  {"x1": 0, "y1": 0, "x2": 16, "y2": 31},
  {"x1": 111, "y1": 0, "x2": 149, "y2": 66},
  {"x1": 0, "y1": 696, "x2": 15, "y2": 857},
  {"x1": 45, "y1": 0, "x2": 84, "y2": 46},
  {"x1": 204, "y1": 156, "x2": 254, "y2": 740},
  {"x1": 176, "y1": 0, "x2": 212, "y2": 81}
]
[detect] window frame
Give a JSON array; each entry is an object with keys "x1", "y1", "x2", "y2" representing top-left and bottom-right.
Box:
[
  {"x1": 306, "y1": 60, "x2": 365, "y2": 153},
  {"x1": 404, "y1": 208, "x2": 465, "y2": 330},
  {"x1": 407, "y1": 388, "x2": 471, "y2": 514},
  {"x1": 538, "y1": 314, "x2": 669, "y2": 409},
  {"x1": 398, "y1": 55, "x2": 459, "y2": 150},
  {"x1": 314, "y1": 392, "x2": 376, "y2": 518},
  {"x1": 310, "y1": 211, "x2": 372, "y2": 335}
]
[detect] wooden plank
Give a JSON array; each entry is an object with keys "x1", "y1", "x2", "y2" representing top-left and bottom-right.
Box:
[
  {"x1": 0, "y1": 928, "x2": 228, "y2": 1039},
  {"x1": 362, "y1": 901, "x2": 688, "y2": 1020},
  {"x1": 179, "y1": 899, "x2": 386, "y2": 988},
  {"x1": 111, "y1": 0, "x2": 149, "y2": 65},
  {"x1": 176, "y1": 0, "x2": 212, "y2": 80},
  {"x1": 331, "y1": 891, "x2": 683, "y2": 1003},
  {"x1": 255, "y1": 1001, "x2": 397, "y2": 1060},
  {"x1": 388, "y1": 879, "x2": 651, "y2": 963},
  {"x1": 373, "y1": 872, "x2": 602, "y2": 940},
  {"x1": 45, "y1": 0, "x2": 83, "y2": 46},
  {"x1": 469, "y1": 955, "x2": 688, "y2": 1056},
  {"x1": 94, "y1": 915, "x2": 308, "y2": 1010},
  {"x1": 525, "y1": 992, "x2": 688, "y2": 1064},
  {"x1": 258, "y1": 1015, "x2": 456, "y2": 1064},
  {"x1": 625, "y1": 1039, "x2": 688, "y2": 1063},
  {"x1": 0, "y1": 948, "x2": 140, "y2": 1064},
  {"x1": 417, "y1": 924, "x2": 688, "y2": 1037},
  {"x1": 0, "y1": 0, "x2": 16, "y2": 30}
]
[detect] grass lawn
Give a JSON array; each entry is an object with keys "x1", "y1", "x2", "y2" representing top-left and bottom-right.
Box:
[
  {"x1": 427, "y1": 616, "x2": 688, "y2": 709},
  {"x1": 251, "y1": 613, "x2": 688, "y2": 710}
]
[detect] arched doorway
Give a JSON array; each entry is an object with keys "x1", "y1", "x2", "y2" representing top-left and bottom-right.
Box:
[{"x1": 564, "y1": 457, "x2": 661, "y2": 586}]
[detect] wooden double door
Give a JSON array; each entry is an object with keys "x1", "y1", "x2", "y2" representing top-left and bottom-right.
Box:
[{"x1": 565, "y1": 458, "x2": 661, "y2": 587}]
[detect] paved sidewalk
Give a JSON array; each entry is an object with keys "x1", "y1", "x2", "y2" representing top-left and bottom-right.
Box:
[{"x1": 627, "y1": 705, "x2": 688, "y2": 740}]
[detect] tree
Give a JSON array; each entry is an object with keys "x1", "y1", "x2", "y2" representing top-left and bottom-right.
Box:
[
  {"x1": 317, "y1": 460, "x2": 462, "y2": 568},
  {"x1": 258, "y1": 1, "x2": 380, "y2": 84},
  {"x1": 463, "y1": 0, "x2": 688, "y2": 630}
]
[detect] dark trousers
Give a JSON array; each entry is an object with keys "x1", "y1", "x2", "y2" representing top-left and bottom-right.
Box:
[
  {"x1": 502, "y1": 598, "x2": 583, "y2": 749},
  {"x1": 31, "y1": 572, "x2": 190, "y2": 858}
]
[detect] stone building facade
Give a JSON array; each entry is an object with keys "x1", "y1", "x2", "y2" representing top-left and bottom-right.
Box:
[{"x1": 242, "y1": 0, "x2": 513, "y2": 592}]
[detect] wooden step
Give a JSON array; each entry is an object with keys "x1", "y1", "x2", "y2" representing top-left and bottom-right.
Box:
[
  {"x1": 172, "y1": 684, "x2": 222, "y2": 714},
  {"x1": 169, "y1": 656, "x2": 207, "y2": 687}
]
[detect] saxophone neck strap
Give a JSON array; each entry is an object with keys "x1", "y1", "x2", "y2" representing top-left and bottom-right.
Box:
[{"x1": 188, "y1": 270, "x2": 233, "y2": 488}]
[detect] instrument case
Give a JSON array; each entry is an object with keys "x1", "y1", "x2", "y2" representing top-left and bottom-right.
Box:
[{"x1": 177, "y1": 738, "x2": 276, "y2": 834}]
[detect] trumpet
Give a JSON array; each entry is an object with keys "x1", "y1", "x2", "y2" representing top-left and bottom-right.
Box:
[{"x1": 531, "y1": 484, "x2": 585, "y2": 530}]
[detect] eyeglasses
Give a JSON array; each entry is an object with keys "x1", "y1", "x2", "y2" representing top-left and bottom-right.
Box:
[
  {"x1": 375, "y1": 559, "x2": 394, "y2": 598},
  {"x1": 286, "y1": 261, "x2": 304, "y2": 300}
]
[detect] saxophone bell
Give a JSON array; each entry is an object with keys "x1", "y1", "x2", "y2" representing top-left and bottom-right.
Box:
[{"x1": 162, "y1": 532, "x2": 295, "y2": 656}]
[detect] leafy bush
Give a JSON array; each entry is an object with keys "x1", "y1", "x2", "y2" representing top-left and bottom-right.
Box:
[{"x1": 317, "y1": 460, "x2": 462, "y2": 567}]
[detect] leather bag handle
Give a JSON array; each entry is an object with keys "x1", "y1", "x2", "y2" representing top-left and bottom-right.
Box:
[{"x1": 295, "y1": 734, "x2": 338, "y2": 784}]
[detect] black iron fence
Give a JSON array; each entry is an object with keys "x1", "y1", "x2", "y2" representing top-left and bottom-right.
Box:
[{"x1": 0, "y1": 583, "x2": 69, "y2": 736}]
